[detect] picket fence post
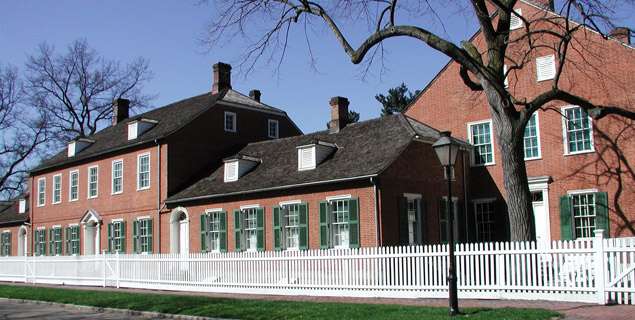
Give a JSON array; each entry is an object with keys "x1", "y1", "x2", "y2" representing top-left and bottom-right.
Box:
[
  {"x1": 593, "y1": 230, "x2": 607, "y2": 305},
  {"x1": 102, "y1": 252, "x2": 107, "y2": 288},
  {"x1": 116, "y1": 251, "x2": 120, "y2": 288},
  {"x1": 23, "y1": 254, "x2": 27, "y2": 283}
]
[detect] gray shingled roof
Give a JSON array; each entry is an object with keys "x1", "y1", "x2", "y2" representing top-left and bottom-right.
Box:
[
  {"x1": 168, "y1": 114, "x2": 462, "y2": 203},
  {"x1": 0, "y1": 200, "x2": 28, "y2": 226},
  {"x1": 30, "y1": 89, "x2": 291, "y2": 174}
]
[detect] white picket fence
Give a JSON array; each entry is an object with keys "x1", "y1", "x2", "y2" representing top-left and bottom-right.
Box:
[{"x1": 0, "y1": 231, "x2": 633, "y2": 304}]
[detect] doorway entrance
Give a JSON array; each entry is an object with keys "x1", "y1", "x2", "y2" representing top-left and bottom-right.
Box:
[{"x1": 528, "y1": 176, "x2": 551, "y2": 243}]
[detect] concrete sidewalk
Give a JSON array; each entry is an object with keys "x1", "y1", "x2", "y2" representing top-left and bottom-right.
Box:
[{"x1": 3, "y1": 282, "x2": 634, "y2": 319}]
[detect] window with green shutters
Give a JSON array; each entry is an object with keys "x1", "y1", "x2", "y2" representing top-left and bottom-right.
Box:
[
  {"x1": 108, "y1": 221, "x2": 126, "y2": 253},
  {"x1": 273, "y1": 203, "x2": 308, "y2": 251},
  {"x1": 201, "y1": 211, "x2": 227, "y2": 253},
  {"x1": 35, "y1": 229, "x2": 46, "y2": 256},
  {"x1": 65, "y1": 226, "x2": 80, "y2": 255},
  {"x1": 0, "y1": 232, "x2": 11, "y2": 256},
  {"x1": 48, "y1": 227, "x2": 63, "y2": 256},
  {"x1": 319, "y1": 198, "x2": 359, "y2": 249},
  {"x1": 560, "y1": 192, "x2": 609, "y2": 239},
  {"x1": 133, "y1": 218, "x2": 153, "y2": 254},
  {"x1": 234, "y1": 207, "x2": 264, "y2": 251}
]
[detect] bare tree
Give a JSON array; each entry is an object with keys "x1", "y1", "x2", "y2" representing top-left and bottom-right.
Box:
[
  {"x1": 0, "y1": 64, "x2": 48, "y2": 199},
  {"x1": 202, "y1": 0, "x2": 635, "y2": 240},
  {"x1": 25, "y1": 39, "x2": 154, "y2": 144}
]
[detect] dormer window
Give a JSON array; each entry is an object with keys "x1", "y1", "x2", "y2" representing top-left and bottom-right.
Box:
[
  {"x1": 223, "y1": 155, "x2": 260, "y2": 182},
  {"x1": 297, "y1": 140, "x2": 337, "y2": 171},
  {"x1": 128, "y1": 118, "x2": 158, "y2": 140},
  {"x1": 67, "y1": 138, "x2": 94, "y2": 157},
  {"x1": 18, "y1": 199, "x2": 26, "y2": 214}
]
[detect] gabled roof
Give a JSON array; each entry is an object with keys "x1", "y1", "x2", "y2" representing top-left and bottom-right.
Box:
[
  {"x1": 0, "y1": 199, "x2": 28, "y2": 226},
  {"x1": 168, "y1": 114, "x2": 468, "y2": 203},
  {"x1": 31, "y1": 89, "x2": 294, "y2": 174}
]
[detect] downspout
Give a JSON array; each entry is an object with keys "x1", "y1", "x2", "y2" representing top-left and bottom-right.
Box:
[
  {"x1": 370, "y1": 177, "x2": 381, "y2": 246},
  {"x1": 155, "y1": 139, "x2": 161, "y2": 253}
]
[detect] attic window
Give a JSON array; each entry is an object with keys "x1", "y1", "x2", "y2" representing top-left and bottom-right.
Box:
[
  {"x1": 297, "y1": 140, "x2": 337, "y2": 171},
  {"x1": 128, "y1": 118, "x2": 158, "y2": 140},
  {"x1": 18, "y1": 199, "x2": 26, "y2": 214},
  {"x1": 67, "y1": 138, "x2": 94, "y2": 157},
  {"x1": 536, "y1": 55, "x2": 556, "y2": 82},
  {"x1": 510, "y1": 8, "x2": 523, "y2": 30},
  {"x1": 223, "y1": 155, "x2": 260, "y2": 182}
]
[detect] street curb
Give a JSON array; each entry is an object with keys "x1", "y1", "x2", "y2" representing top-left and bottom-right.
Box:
[{"x1": 0, "y1": 297, "x2": 231, "y2": 320}]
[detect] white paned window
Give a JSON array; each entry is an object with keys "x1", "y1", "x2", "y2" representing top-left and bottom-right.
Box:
[
  {"x1": 572, "y1": 193, "x2": 596, "y2": 238},
  {"x1": 52, "y1": 174, "x2": 62, "y2": 204},
  {"x1": 69, "y1": 170, "x2": 79, "y2": 201},
  {"x1": 510, "y1": 8, "x2": 523, "y2": 30},
  {"x1": 331, "y1": 199, "x2": 350, "y2": 248},
  {"x1": 468, "y1": 120, "x2": 494, "y2": 166},
  {"x1": 137, "y1": 153, "x2": 150, "y2": 190},
  {"x1": 224, "y1": 111, "x2": 236, "y2": 132},
  {"x1": 536, "y1": 55, "x2": 556, "y2": 82},
  {"x1": 88, "y1": 166, "x2": 98, "y2": 198},
  {"x1": 37, "y1": 178, "x2": 46, "y2": 207},
  {"x1": 268, "y1": 119, "x2": 279, "y2": 138},
  {"x1": 243, "y1": 208, "x2": 258, "y2": 251},
  {"x1": 138, "y1": 218, "x2": 152, "y2": 253},
  {"x1": 109, "y1": 221, "x2": 125, "y2": 253},
  {"x1": 563, "y1": 106, "x2": 594, "y2": 154},
  {"x1": 112, "y1": 160, "x2": 123, "y2": 194},
  {"x1": 224, "y1": 161, "x2": 238, "y2": 182},
  {"x1": 524, "y1": 113, "x2": 541, "y2": 159},
  {"x1": 298, "y1": 146, "x2": 316, "y2": 170},
  {"x1": 475, "y1": 201, "x2": 495, "y2": 242},
  {"x1": 207, "y1": 212, "x2": 222, "y2": 252},
  {"x1": 283, "y1": 204, "x2": 300, "y2": 250},
  {"x1": 407, "y1": 199, "x2": 418, "y2": 245}
]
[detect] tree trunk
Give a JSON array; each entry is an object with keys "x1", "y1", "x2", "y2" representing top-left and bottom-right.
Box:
[{"x1": 483, "y1": 83, "x2": 534, "y2": 241}]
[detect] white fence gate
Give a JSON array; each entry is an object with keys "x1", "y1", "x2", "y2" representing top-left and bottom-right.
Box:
[{"x1": 1, "y1": 231, "x2": 633, "y2": 304}]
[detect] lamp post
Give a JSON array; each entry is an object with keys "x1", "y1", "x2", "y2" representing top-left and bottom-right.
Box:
[{"x1": 432, "y1": 131, "x2": 460, "y2": 316}]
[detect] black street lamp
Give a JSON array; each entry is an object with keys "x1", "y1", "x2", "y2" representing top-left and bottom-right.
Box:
[{"x1": 432, "y1": 131, "x2": 461, "y2": 316}]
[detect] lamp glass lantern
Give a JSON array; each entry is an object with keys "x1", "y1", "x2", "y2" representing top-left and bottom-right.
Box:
[{"x1": 432, "y1": 131, "x2": 460, "y2": 167}]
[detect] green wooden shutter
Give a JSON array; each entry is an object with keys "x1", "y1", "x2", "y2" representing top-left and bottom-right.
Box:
[
  {"x1": 148, "y1": 219, "x2": 153, "y2": 253},
  {"x1": 200, "y1": 214, "x2": 208, "y2": 252},
  {"x1": 319, "y1": 201, "x2": 329, "y2": 249},
  {"x1": 121, "y1": 221, "x2": 126, "y2": 253},
  {"x1": 234, "y1": 210, "x2": 242, "y2": 251},
  {"x1": 559, "y1": 195, "x2": 573, "y2": 240},
  {"x1": 48, "y1": 229, "x2": 53, "y2": 256},
  {"x1": 6, "y1": 233, "x2": 10, "y2": 256},
  {"x1": 299, "y1": 203, "x2": 309, "y2": 250},
  {"x1": 399, "y1": 197, "x2": 409, "y2": 245},
  {"x1": 219, "y1": 211, "x2": 227, "y2": 252},
  {"x1": 273, "y1": 206, "x2": 281, "y2": 251},
  {"x1": 256, "y1": 207, "x2": 265, "y2": 251},
  {"x1": 595, "y1": 192, "x2": 609, "y2": 237},
  {"x1": 56, "y1": 229, "x2": 62, "y2": 255},
  {"x1": 64, "y1": 227, "x2": 70, "y2": 255},
  {"x1": 348, "y1": 198, "x2": 360, "y2": 248},
  {"x1": 133, "y1": 220, "x2": 139, "y2": 253},
  {"x1": 107, "y1": 223, "x2": 113, "y2": 253}
]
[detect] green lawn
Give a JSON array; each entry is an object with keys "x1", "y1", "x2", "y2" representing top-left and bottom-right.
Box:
[{"x1": 0, "y1": 284, "x2": 559, "y2": 320}]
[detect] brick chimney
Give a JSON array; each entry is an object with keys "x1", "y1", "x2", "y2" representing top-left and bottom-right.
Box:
[
  {"x1": 610, "y1": 27, "x2": 631, "y2": 45},
  {"x1": 249, "y1": 89, "x2": 261, "y2": 102},
  {"x1": 528, "y1": 0, "x2": 554, "y2": 11},
  {"x1": 112, "y1": 98, "x2": 130, "y2": 126},
  {"x1": 328, "y1": 96, "x2": 349, "y2": 134},
  {"x1": 212, "y1": 62, "x2": 232, "y2": 94}
]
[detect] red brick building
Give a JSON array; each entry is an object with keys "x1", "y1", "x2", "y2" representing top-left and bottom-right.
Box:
[
  {"x1": 0, "y1": 197, "x2": 29, "y2": 256},
  {"x1": 405, "y1": 0, "x2": 635, "y2": 242},
  {"x1": 23, "y1": 62, "x2": 302, "y2": 256}
]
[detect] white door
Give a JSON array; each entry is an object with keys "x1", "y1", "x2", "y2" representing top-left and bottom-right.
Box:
[
  {"x1": 179, "y1": 221, "x2": 189, "y2": 254},
  {"x1": 532, "y1": 192, "x2": 550, "y2": 243}
]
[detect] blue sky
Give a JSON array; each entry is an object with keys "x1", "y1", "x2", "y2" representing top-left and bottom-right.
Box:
[{"x1": 1, "y1": 1, "x2": 633, "y2": 133}]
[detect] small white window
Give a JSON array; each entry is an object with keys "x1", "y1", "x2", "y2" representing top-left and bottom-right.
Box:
[
  {"x1": 562, "y1": 106, "x2": 594, "y2": 154},
  {"x1": 510, "y1": 8, "x2": 523, "y2": 30},
  {"x1": 18, "y1": 199, "x2": 26, "y2": 214},
  {"x1": 224, "y1": 161, "x2": 238, "y2": 182},
  {"x1": 69, "y1": 170, "x2": 79, "y2": 201},
  {"x1": 524, "y1": 113, "x2": 541, "y2": 160},
  {"x1": 298, "y1": 146, "x2": 316, "y2": 171},
  {"x1": 137, "y1": 153, "x2": 151, "y2": 190},
  {"x1": 467, "y1": 120, "x2": 495, "y2": 166},
  {"x1": 536, "y1": 55, "x2": 556, "y2": 82},
  {"x1": 224, "y1": 111, "x2": 236, "y2": 132},
  {"x1": 37, "y1": 178, "x2": 46, "y2": 207},
  {"x1": 268, "y1": 119, "x2": 279, "y2": 139},
  {"x1": 112, "y1": 159, "x2": 123, "y2": 194},
  {"x1": 52, "y1": 174, "x2": 62, "y2": 204},
  {"x1": 128, "y1": 122, "x2": 138, "y2": 140},
  {"x1": 87, "y1": 166, "x2": 99, "y2": 199}
]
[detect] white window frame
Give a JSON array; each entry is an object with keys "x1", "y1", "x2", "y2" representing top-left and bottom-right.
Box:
[
  {"x1": 524, "y1": 112, "x2": 542, "y2": 160},
  {"x1": 137, "y1": 153, "x2": 151, "y2": 191},
  {"x1": 37, "y1": 177, "x2": 46, "y2": 207},
  {"x1": 536, "y1": 54, "x2": 557, "y2": 82},
  {"x1": 509, "y1": 8, "x2": 523, "y2": 30},
  {"x1": 111, "y1": 159, "x2": 124, "y2": 195},
  {"x1": 404, "y1": 193, "x2": 423, "y2": 245},
  {"x1": 561, "y1": 105, "x2": 595, "y2": 156},
  {"x1": 568, "y1": 192, "x2": 598, "y2": 239},
  {"x1": 467, "y1": 119, "x2": 495, "y2": 166},
  {"x1": 87, "y1": 165, "x2": 99, "y2": 199},
  {"x1": 204, "y1": 209, "x2": 223, "y2": 253},
  {"x1": 52, "y1": 174, "x2": 62, "y2": 204},
  {"x1": 267, "y1": 119, "x2": 279, "y2": 139},
  {"x1": 242, "y1": 207, "x2": 259, "y2": 252},
  {"x1": 136, "y1": 217, "x2": 153, "y2": 254},
  {"x1": 224, "y1": 111, "x2": 237, "y2": 133},
  {"x1": 224, "y1": 161, "x2": 238, "y2": 182},
  {"x1": 298, "y1": 146, "x2": 316, "y2": 171},
  {"x1": 69, "y1": 170, "x2": 79, "y2": 202},
  {"x1": 329, "y1": 198, "x2": 351, "y2": 249}
]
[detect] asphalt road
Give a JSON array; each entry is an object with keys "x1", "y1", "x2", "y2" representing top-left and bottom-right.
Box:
[{"x1": 0, "y1": 300, "x2": 145, "y2": 319}]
